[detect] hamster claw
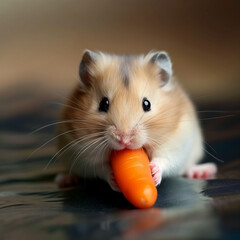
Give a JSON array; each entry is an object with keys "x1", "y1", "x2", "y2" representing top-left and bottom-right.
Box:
[{"x1": 150, "y1": 162, "x2": 162, "y2": 186}]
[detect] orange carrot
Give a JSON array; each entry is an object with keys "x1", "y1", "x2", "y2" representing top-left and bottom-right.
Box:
[{"x1": 111, "y1": 148, "x2": 157, "y2": 209}]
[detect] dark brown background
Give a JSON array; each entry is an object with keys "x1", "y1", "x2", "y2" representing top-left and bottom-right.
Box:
[{"x1": 0, "y1": 0, "x2": 239, "y2": 103}]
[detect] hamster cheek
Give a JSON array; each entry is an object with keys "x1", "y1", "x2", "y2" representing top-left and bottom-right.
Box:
[{"x1": 131, "y1": 128, "x2": 148, "y2": 149}]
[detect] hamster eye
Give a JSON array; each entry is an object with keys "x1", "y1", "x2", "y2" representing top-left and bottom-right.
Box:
[
  {"x1": 142, "y1": 98, "x2": 151, "y2": 112},
  {"x1": 99, "y1": 97, "x2": 109, "y2": 112}
]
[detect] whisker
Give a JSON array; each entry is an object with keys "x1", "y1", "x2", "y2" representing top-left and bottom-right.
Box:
[
  {"x1": 64, "y1": 136, "x2": 98, "y2": 179},
  {"x1": 71, "y1": 132, "x2": 107, "y2": 159},
  {"x1": 75, "y1": 136, "x2": 106, "y2": 160},
  {"x1": 100, "y1": 142, "x2": 110, "y2": 174},
  {"x1": 27, "y1": 127, "x2": 87, "y2": 160},
  {"x1": 31, "y1": 127, "x2": 106, "y2": 160},
  {"x1": 135, "y1": 112, "x2": 145, "y2": 128},
  {"x1": 70, "y1": 136, "x2": 106, "y2": 172},
  {"x1": 91, "y1": 138, "x2": 109, "y2": 178},
  {"x1": 60, "y1": 132, "x2": 105, "y2": 158},
  {"x1": 143, "y1": 112, "x2": 236, "y2": 127},
  {"x1": 30, "y1": 119, "x2": 105, "y2": 134},
  {"x1": 203, "y1": 147, "x2": 224, "y2": 163},
  {"x1": 69, "y1": 136, "x2": 103, "y2": 167},
  {"x1": 44, "y1": 132, "x2": 105, "y2": 169},
  {"x1": 200, "y1": 114, "x2": 235, "y2": 121},
  {"x1": 197, "y1": 110, "x2": 239, "y2": 113},
  {"x1": 44, "y1": 137, "x2": 81, "y2": 170},
  {"x1": 204, "y1": 141, "x2": 217, "y2": 154},
  {"x1": 50, "y1": 101, "x2": 94, "y2": 115},
  {"x1": 30, "y1": 120, "x2": 79, "y2": 134},
  {"x1": 140, "y1": 101, "x2": 238, "y2": 126},
  {"x1": 59, "y1": 94, "x2": 81, "y2": 108},
  {"x1": 145, "y1": 136, "x2": 162, "y2": 150}
]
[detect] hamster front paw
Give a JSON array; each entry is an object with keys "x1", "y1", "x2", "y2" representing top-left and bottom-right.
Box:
[
  {"x1": 97, "y1": 163, "x2": 121, "y2": 192},
  {"x1": 107, "y1": 171, "x2": 121, "y2": 192},
  {"x1": 150, "y1": 160, "x2": 162, "y2": 186}
]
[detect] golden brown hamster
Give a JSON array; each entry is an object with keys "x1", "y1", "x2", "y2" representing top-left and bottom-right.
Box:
[{"x1": 56, "y1": 50, "x2": 217, "y2": 190}]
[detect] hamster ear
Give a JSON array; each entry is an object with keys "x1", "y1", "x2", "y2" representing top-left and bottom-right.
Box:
[
  {"x1": 149, "y1": 51, "x2": 173, "y2": 88},
  {"x1": 79, "y1": 49, "x2": 97, "y2": 87}
]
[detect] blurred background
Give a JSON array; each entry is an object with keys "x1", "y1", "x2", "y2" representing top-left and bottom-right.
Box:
[{"x1": 0, "y1": 0, "x2": 239, "y2": 103}]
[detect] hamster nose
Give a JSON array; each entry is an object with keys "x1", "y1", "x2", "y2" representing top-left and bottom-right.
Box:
[
  {"x1": 116, "y1": 131, "x2": 134, "y2": 146},
  {"x1": 119, "y1": 135, "x2": 131, "y2": 146}
]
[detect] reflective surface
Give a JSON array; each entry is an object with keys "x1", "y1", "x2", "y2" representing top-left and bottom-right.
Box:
[{"x1": 0, "y1": 88, "x2": 239, "y2": 240}]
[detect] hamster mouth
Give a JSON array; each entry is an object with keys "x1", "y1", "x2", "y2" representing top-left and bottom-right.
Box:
[
  {"x1": 117, "y1": 145, "x2": 151, "y2": 161},
  {"x1": 110, "y1": 138, "x2": 148, "y2": 154},
  {"x1": 110, "y1": 143, "x2": 151, "y2": 161},
  {"x1": 112, "y1": 144, "x2": 141, "y2": 151}
]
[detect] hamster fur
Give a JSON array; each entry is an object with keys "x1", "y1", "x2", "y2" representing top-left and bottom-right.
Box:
[{"x1": 56, "y1": 50, "x2": 217, "y2": 190}]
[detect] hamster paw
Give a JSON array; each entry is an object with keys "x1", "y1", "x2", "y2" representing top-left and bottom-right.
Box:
[
  {"x1": 108, "y1": 172, "x2": 121, "y2": 192},
  {"x1": 185, "y1": 163, "x2": 217, "y2": 180},
  {"x1": 55, "y1": 173, "x2": 79, "y2": 188},
  {"x1": 150, "y1": 161, "x2": 162, "y2": 186}
]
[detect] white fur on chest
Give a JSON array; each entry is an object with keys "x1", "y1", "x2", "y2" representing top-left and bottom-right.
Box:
[{"x1": 151, "y1": 113, "x2": 203, "y2": 177}]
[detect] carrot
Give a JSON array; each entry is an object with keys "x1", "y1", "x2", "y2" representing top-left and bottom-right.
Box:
[{"x1": 111, "y1": 148, "x2": 157, "y2": 209}]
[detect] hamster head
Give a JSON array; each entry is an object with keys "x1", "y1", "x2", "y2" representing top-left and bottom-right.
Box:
[{"x1": 63, "y1": 50, "x2": 187, "y2": 157}]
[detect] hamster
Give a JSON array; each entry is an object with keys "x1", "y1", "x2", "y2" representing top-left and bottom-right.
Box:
[{"x1": 56, "y1": 50, "x2": 217, "y2": 190}]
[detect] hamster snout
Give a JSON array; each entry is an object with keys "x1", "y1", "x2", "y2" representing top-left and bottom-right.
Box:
[
  {"x1": 110, "y1": 126, "x2": 134, "y2": 146},
  {"x1": 108, "y1": 125, "x2": 143, "y2": 150}
]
